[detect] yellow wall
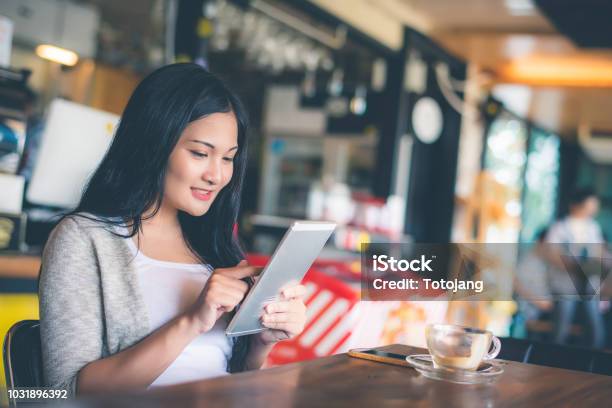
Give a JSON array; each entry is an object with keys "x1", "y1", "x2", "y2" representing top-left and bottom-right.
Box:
[{"x1": 0, "y1": 294, "x2": 39, "y2": 406}]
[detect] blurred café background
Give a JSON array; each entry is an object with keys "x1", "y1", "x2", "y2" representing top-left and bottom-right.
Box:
[{"x1": 1, "y1": 0, "x2": 612, "y2": 397}]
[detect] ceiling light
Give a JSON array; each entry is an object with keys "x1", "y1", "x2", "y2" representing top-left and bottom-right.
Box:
[
  {"x1": 35, "y1": 44, "x2": 79, "y2": 66},
  {"x1": 504, "y1": 0, "x2": 536, "y2": 16},
  {"x1": 498, "y1": 55, "x2": 612, "y2": 87}
]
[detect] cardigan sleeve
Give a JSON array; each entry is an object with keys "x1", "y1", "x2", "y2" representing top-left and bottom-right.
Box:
[{"x1": 39, "y1": 216, "x2": 104, "y2": 397}]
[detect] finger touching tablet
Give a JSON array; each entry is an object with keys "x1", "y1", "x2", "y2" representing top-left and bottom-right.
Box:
[{"x1": 226, "y1": 221, "x2": 336, "y2": 336}]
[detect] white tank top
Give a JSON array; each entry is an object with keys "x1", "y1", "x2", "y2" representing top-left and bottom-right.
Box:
[{"x1": 119, "y1": 227, "x2": 233, "y2": 387}]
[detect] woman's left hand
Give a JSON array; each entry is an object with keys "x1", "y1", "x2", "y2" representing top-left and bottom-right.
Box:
[{"x1": 256, "y1": 284, "x2": 308, "y2": 345}]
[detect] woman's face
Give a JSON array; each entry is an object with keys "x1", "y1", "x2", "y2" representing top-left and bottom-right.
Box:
[{"x1": 163, "y1": 112, "x2": 238, "y2": 217}]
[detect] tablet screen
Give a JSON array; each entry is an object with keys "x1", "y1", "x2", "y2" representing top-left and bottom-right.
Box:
[{"x1": 226, "y1": 221, "x2": 336, "y2": 336}]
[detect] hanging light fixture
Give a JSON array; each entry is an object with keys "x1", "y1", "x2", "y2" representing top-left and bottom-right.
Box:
[
  {"x1": 35, "y1": 0, "x2": 80, "y2": 67},
  {"x1": 350, "y1": 85, "x2": 367, "y2": 115},
  {"x1": 327, "y1": 68, "x2": 344, "y2": 96},
  {"x1": 35, "y1": 44, "x2": 79, "y2": 66},
  {"x1": 301, "y1": 68, "x2": 317, "y2": 98}
]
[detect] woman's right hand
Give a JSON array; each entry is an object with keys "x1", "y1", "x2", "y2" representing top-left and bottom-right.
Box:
[{"x1": 187, "y1": 260, "x2": 261, "y2": 334}]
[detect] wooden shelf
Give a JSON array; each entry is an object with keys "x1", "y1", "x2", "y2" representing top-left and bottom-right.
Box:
[{"x1": 0, "y1": 255, "x2": 41, "y2": 279}]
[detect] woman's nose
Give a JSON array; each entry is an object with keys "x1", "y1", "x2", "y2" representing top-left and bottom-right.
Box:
[{"x1": 203, "y1": 159, "x2": 222, "y2": 185}]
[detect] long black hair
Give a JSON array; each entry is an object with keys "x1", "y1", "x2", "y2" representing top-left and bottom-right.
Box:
[{"x1": 63, "y1": 63, "x2": 252, "y2": 372}]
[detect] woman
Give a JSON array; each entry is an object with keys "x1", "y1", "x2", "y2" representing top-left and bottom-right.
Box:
[
  {"x1": 546, "y1": 188, "x2": 607, "y2": 348},
  {"x1": 38, "y1": 63, "x2": 307, "y2": 396}
]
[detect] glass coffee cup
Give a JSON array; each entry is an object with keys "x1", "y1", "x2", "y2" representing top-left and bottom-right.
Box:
[{"x1": 425, "y1": 324, "x2": 501, "y2": 371}]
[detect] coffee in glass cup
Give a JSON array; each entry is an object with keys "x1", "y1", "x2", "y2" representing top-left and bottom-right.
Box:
[{"x1": 425, "y1": 324, "x2": 501, "y2": 370}]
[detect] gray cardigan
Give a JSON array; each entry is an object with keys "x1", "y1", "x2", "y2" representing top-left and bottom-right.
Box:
[{"x1": 39, "y1": 215, "x2": 151, "y2": 397}]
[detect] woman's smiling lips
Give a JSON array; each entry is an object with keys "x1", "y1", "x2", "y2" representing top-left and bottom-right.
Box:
[{"x1": 191, "y1": 187, "x2": 213, "y2": 201}]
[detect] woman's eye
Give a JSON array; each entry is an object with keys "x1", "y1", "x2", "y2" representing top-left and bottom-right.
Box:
[
  {"x1": 190, "y1": 151, "x2": 207, "y2": 158},
  {"x1": 223, "y1": 157, "x2": 235, "y2": 163}
]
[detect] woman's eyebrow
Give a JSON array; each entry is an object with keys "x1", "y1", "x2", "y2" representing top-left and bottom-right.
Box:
[{"x1": 188, "y1": 140, "x2": 238, "y2": 151}]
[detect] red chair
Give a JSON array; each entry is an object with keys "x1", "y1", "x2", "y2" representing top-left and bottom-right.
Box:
[{"x1": 246, "y1": 254, "x2": 360, "y2": 366}]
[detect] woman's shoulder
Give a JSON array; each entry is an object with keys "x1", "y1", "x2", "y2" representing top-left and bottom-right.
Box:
[
  {"x1": 49, "y1": 212, "x2": 122, "y2": 245},
  {"x1": 43, "y1": 212, "x2": 130, "y2": 269},
  {"x1": 546, "y1": 219, "x2": 569, "y2": 242},
  {"x1": 50, "y1": 212, "x2": 98, "y2": 235}
]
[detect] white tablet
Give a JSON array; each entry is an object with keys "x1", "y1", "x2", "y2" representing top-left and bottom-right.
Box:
[{"x1": 225, "y1": 220, "x2": 336, "y2": 336}]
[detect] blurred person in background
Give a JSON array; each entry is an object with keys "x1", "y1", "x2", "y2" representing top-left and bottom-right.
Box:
[
  {"x1": 546, "y1": 188, "x2": 608, "y2": 348},
  {"x1": 513, "y1": 228, "x2": 553, "y2": 339},
  {"x1": 38, "y1": 64, "x2": 308, "y2": 397}
]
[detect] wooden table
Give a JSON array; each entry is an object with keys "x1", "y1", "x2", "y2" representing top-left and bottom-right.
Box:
[
  {"x1": 0, "y1": 255, "x2": 40, "y2": 279},
  {"x1": 71, "y1": 344, "x2": 612, "y2": 408}
]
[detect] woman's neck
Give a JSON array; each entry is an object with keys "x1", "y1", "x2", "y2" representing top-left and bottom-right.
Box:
[{"x1": 140, "y1": 200, "x2": 181, "y2": 234}]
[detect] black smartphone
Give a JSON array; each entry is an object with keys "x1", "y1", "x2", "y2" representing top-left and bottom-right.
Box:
[{"x1": 347, "y1": 348, "x2": 411, "y2": 367}]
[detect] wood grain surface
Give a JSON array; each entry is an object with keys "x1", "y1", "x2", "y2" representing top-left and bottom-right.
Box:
[{"x1": 70, "y1": 344, "x2": 612, "y2": 408}]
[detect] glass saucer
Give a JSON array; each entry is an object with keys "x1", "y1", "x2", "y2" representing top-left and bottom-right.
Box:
[{"x1": 405, "y1": 354, "x2": 504, "y2": 385}]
